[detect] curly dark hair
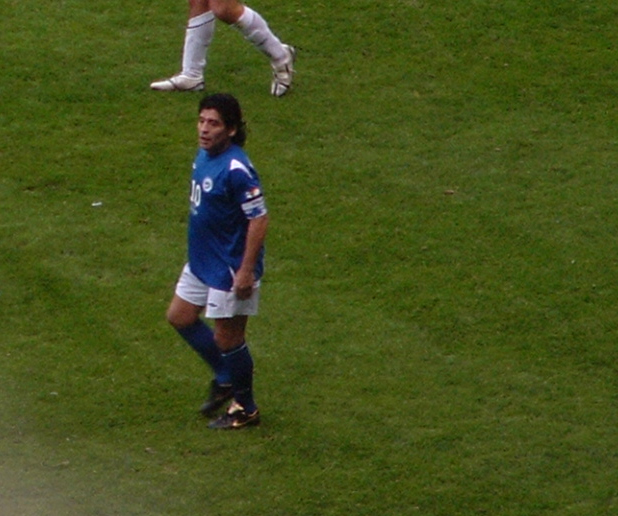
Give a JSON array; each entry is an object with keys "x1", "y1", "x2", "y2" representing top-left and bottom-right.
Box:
[{"x1": 198, "y1": 93, "x2": 247, "y2": 147}]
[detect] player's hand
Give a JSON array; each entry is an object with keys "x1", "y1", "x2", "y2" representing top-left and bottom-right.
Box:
[{"x1": 233, "y1": 269, "x2": 254, "y2": 300}]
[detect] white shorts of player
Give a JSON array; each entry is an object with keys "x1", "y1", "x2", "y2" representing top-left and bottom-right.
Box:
[{"x1": 175, "y1": 263, "x2": 260, "y2": 318}]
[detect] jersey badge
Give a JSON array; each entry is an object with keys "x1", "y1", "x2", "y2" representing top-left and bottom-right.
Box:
[{"x1": 202, "y1": 177, "x2": 213, "y2": 193}]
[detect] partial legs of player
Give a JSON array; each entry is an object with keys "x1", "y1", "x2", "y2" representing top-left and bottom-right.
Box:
[{"x1": 150, "y1": 0, "x2": 295, "y2": 96}]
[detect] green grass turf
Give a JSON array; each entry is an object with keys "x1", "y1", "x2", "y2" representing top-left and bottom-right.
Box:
[{"x1": 1, "y1": 0, "x2": 618, "y2": 514}]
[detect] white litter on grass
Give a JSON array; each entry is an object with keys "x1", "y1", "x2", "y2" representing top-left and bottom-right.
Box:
[{"x1": 91, "y1": 202, "x2": 103, "y2": 207}]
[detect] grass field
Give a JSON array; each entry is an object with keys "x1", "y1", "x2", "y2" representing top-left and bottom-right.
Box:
[{"x1": 1, "y1": 0, "x2": 618, "y2": 514}]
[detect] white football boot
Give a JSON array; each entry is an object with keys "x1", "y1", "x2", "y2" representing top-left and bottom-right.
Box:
[
  {"x1": 270, "y1": 45, "x2": 296, "y2": 97},
  {"x1": 150, "y1": 74, "x2": 205, "y2": 92}
]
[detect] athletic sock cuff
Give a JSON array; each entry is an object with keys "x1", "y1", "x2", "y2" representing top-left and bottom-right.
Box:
[
  {"x1": 234, "y1": 6, "x2": 255, "y2": 29},
  {"x1": 221, "y1": 342, "x2": 248, "y2": 357},
  {"x1": 188, "y1": 11, "x2": 215, "y2": 29}
]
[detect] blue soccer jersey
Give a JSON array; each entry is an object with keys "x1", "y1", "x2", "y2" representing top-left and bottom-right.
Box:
[{"x1": 187, "y1": 144, "x2": 267, "y2": 291}]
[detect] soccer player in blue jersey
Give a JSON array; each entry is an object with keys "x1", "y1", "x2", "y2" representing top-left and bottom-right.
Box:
[
  {"x1": 150, "y1": 0, "x2": 295, "y2": 97},
  {"x1": 166, "y1": 93, "x2": 267, "y2": 429}
]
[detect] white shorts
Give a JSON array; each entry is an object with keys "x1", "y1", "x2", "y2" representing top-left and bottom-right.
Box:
[{"x1": 175, "y1": 263, "x2": 260, "y2": 318}]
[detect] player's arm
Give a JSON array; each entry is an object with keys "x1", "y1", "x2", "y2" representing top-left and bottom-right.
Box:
[{"x1": 234, "y1": 214, "x2": 269, "y2": 299}]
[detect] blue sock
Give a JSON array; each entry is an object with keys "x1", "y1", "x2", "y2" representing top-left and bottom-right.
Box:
[
  {"x1": 175, "y1": 321, "x2": 231, "y2": 385},
  {"x1": 222, "y1": 342, "x2": 256, "y2": 413}
]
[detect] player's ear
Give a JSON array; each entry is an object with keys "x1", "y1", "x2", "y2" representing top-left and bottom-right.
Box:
[{"x1": 229, "y1": 127, "x2": 238, "y2": 138}]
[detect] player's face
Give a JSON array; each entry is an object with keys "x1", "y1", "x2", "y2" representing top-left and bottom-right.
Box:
[{"x1": 197, "y1": 108, "x2": 237, "y2": 155}]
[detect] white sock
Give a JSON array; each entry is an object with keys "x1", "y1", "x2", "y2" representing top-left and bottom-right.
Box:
[
  {"x1": 181, "y1": 11, "x2": 216, "y2": 78},
  {"x1": 234, "y1": 7, "x2": 287, "y2": 63}
]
